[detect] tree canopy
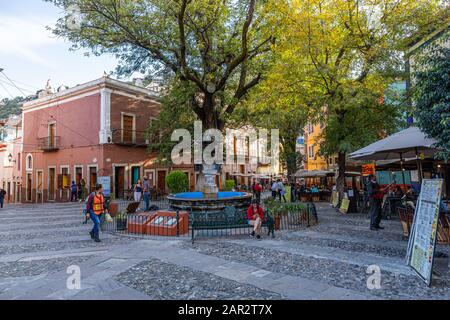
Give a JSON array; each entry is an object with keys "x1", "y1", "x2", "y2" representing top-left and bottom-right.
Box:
[
  {"x1": 412, "y1": 31, "x2": 450, "y2": 161},
  {"x1": 48, "y1": 0, "x2": 277, "y2": 130},
  {"x1": 247, "y1": 0, "x2": 447, "y2": 195},
  {"x1": 0, "y1": 97, "x2": 25, "y2": 119}
]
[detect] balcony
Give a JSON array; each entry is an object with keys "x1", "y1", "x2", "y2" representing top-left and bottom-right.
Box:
[
  {"x1": 38, "y1": 136, "x2": 60, "y2": 151},
  {"x1": 111, "y1": 129, "x2": 149, "y2": 147}
]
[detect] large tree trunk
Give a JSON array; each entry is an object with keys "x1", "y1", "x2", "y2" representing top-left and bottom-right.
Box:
[
  {"x1": 195, "y1": 94, "x2": 223, "y2": 192},
  {"x1": 336, "y1": 151, "x2": 346, "y2": 201}
]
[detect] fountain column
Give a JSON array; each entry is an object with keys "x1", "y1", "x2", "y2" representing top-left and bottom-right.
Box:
[{"x1": 201, "y1": 164, "x2": 219, "y2": 198}]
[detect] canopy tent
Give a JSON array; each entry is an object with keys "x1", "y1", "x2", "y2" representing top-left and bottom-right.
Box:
[
  {"x1": 349, "y1": 127, "x2": 437, "y2": 184},
  {"x1": 294, "y1": 169, "x2": 333, "y2": 178}
]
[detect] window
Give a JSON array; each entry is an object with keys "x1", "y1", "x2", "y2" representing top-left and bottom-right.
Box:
[
  {"x1": 48, "y1": 123, "x2": 56, "y2": 147},
  {"x1": 26, "y1": 154, "x2": 33, "y2": 171},
  {"x1": 308, "y1": 146, "x2": 315, "y2": 159},
  {"x1": 121, "y1": 114, "x2": 135, "y2": 143},
  {"x1": 17, "y1": 153, "x2": 21, "y2": 171},
  {"x1": 307, "y1": 123, "x2": 314, "y2": 134}
]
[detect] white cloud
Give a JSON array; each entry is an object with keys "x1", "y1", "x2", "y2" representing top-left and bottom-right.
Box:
[{"x1": 0, "y1": 15, "x2": 59, "y2": 67}]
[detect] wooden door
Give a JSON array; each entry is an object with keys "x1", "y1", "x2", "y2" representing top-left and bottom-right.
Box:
[
  {"x1": 90, "y1": 167, "x2": 97, "y2": 192},
  {"x1": 115, "y1": 166, "x2": 125, "y2": 198},
  {"x1": 48, "y1": 168, "x2": 55, "y2": 200},
  {"x1": 75, "y1": 167, "x2": 83, "y2": 184},
  {"x1": 122, "y1": 115, "x2": 133, "y2": 143},
  {"x1": 26, "y1": 174, "x2": 32, "y2": 202},
  {"x1": 49, "y1": 123, "x2": 56, "y2": 147},
  {"x1": 157, "y1": 171, "x2": 166, "y2": 193}
]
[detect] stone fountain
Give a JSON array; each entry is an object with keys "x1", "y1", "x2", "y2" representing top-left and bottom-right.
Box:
[{"x1": 167, "y1": 163, "x2": 252, "y2": 212}]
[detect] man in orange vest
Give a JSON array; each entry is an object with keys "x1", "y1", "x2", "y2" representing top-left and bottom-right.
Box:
[{"x1": 86, "y1": 184, "x2": 108, "y2": 242}]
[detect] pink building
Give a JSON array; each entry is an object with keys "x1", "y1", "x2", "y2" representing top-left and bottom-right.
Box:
[
  {"x1": 0, "y1": 115, "x2": 23, "y2": 203},
  {"x1": 21, "y1": 77, "x2": 166, "y2": 202}
]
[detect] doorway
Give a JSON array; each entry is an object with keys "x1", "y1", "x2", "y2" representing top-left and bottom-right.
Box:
[
  {"x1": 131, "y1": 166, "x2": 140, "y2": 186},
  {"x1": 48, "y1": 168, "x2": 55, "y2": 201},
  {"x1": 157, "y1": 170, "x2": 167, "y2": 193},
  {"x1": 89, "y1": 167, "x2": 97, "y2": 192},
  {"x1": 37, "y1": 171, "x2": 43, "y2": 203},
  {"x1": 115, "y1": 166, "x2": 125, "y2": 198},
  {"x1": 75, "y1": 167, "x2": 83, "y2": 184},
  {"x1": 26, "y1": 173, "x2": 32, "y2": 202}
]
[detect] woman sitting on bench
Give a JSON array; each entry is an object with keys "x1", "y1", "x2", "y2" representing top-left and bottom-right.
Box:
[{"x1": 247, "y1": 200, "x2": 264, "y2": 239}]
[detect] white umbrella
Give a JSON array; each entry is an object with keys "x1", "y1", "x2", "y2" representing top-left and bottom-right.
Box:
[
  {"x1": 349, "y1": 127, "x2": 437, "y2": 184},
  {"x1": 349, "y1": 127, "x2": 436, "y2": 161}
]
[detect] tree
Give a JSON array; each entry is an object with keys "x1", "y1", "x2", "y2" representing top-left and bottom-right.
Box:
[
  {"x1": 255, "y1": 0, "x2": 447, "y2": 199},
  {"x1": 412, "y1": 33, "x2": 450, "y2": 161},
  {"x1": 0, "y1": 97, "x2": 26, "y2": 119},
  {"x1": 48, "y1": 0, "x2": 276, "y2": 131},
  {"x1": 235, "y1": 86, "x2": 309, "y2": 181}
]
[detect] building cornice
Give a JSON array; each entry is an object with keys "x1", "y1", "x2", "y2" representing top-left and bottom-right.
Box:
[{"x1": 22, "y1": 77, "x2": 161, "y2": 112}]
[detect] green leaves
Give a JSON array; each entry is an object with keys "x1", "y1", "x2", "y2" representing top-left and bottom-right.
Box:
[
  {"x1": 412, "y1": 35, "x2": 450, "y2": 161},
  {"x1": 165, "y1": 171, "x2": 189, "y2": 194}
]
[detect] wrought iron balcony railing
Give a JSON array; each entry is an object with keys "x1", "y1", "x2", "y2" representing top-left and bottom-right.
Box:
[
  {"x1": 38, "y1": 136, "x2": 60, "y2": 151},
  {"x1": 111, "y1": 129, "x2": 149, "y2": 147}
]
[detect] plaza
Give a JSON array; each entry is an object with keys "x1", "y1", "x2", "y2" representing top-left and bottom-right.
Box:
[{"x1": 0, "y1": 199, "x2": 448, "y2": 300}]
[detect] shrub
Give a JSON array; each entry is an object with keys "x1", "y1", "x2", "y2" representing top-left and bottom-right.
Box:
[
  {"x1": 166, "y1": 171, "x2": 189, "y2": 194},
  {"x1": 224, "y1": 180, "x2": 235, "y2": 191}
]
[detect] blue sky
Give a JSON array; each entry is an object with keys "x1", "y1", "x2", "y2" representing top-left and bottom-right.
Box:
[{"x1": 0, "y1": 0, "x2": 121, "y2": 99}]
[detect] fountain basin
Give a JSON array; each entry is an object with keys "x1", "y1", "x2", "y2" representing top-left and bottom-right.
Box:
[{"x1": 167, "y1": 191, "x2": 252, "y2": 212}]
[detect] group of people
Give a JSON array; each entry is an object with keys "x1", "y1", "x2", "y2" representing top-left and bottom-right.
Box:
[
  {"x1": 271, "y1": 179, "x2": 287, "y2": 202},
  {"x1": 131, "y1": 177, "x2": 152, "y2": 211},
  {"x1": 70, "y1": 179, "x2": 87, "y2": 202}
]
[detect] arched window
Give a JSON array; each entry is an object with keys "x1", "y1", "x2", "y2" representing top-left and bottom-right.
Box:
[{"x1": 26, "y1": 154, "x2": 33, "y2": 171}]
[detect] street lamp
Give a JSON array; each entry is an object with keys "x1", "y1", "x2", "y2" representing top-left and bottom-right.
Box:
[{"x1": 8, "y1": 153, "x2": 16, "y2": 163}]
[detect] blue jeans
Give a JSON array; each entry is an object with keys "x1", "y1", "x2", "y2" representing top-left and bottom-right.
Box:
[
  {"x1": 89, "y1": 210, "x2": 101, "y2": 235},
  {"x1": 144, "y1": 192, "x2": 150, "y2": 211},
  {"x1": 0, "y1": 198, "x2": 3, "y2": 208}
]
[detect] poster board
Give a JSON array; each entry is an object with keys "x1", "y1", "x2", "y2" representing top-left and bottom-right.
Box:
[
  {"x1": 285, "y1": 186, "x2": 291, "y2": 202},
  {"x1": 339, "y1": 198, "x2": 350, "y2": 214},
  {"x1": 331, "y1": 191, "x2": 339, "y2": 207},
  {"x1": 406, "y1": 179, "x2": 443, "y2": 286},
  {"x1": 97, "y1": 176, "x2": 112, "y2": 197}
]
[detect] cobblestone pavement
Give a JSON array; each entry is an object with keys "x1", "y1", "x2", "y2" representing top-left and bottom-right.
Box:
[{"x1": 0, "y1": 201, "x2": 448, "y2": 300}]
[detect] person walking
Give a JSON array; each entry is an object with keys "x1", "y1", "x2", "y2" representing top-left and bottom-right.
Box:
[
  {"x1": 0, "y1": 188, "x2": 6, "y2": 209},
  {"x1": 271, "y1": 181, "x2": 278, "y2": 199},
  {"x1": 77, "y1": 180, "x2": 82, "y2": 202},
  {"x1": 277, "y1": 179, "x2": 286, "y2": 202},
  {"x1": 368, "y1": 174, "x2": 386, "y2": 231},
  {"x1": 80, "y1": 178, "x2": 87, "y2": 201},
  {"x1": 86, "y1": 184, "x2": 108, "y2": 242},
  {"x1": 70, "y1": 181, "x2": 78, "y2": 202},
  {"x1": 134, "y1": 179, "x2": 143, "y2": 203},
  {"x1": 143, "y1": 176, "x2": 151, "y2": 211},
  {"x1": 247, "y1": 200, "x2": 265, "y2": 240}
]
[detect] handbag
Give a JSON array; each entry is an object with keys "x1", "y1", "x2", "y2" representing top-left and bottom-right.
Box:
[{"x1": 105, "y1": 213, "x2": 113, "y2": 223}]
